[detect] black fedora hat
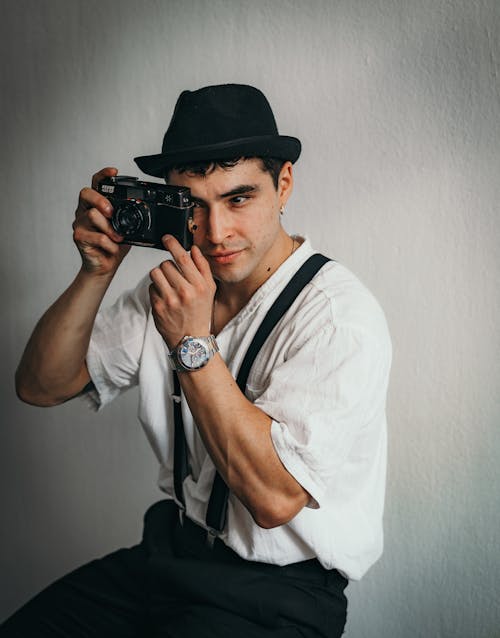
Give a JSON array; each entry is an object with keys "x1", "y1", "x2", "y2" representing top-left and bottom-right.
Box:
[{"x1": 134, "y1": 84, "x2": 301, "y2": 178}]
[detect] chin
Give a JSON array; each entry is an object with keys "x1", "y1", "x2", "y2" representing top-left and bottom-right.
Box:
[{"x1": 212, "y1": 270, "x2": 247, "y2": 285}]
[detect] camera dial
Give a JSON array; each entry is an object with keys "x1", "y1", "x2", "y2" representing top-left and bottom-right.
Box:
[{"x1": 111, "y1": 199, "x2": 151, "y2": 237}]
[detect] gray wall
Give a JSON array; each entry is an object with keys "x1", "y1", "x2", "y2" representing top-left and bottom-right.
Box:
[{"x1": 1, "y1": 1, "x2": 499, "y2": 636}]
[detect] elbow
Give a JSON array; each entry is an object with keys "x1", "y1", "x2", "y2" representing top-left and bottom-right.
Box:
[
  {"x1": 251, "y1": 494, "x2": 306, "y2": 530},
  {"x1": 15, "y1": 370, "x2": 62, "y2": 407},
  {"x1": 15, "y1": 384, "x2": 55, "y2": 408},
  {"x1": 15, "y1": 370, "x2": 37, "y2": 405}
]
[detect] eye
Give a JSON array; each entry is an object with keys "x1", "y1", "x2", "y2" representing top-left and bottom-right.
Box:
[{"x1": 230, "y1": 196, "x2": 249, "y2": 206}]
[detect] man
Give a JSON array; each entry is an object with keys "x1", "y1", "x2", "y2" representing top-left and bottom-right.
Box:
[{"x1": 5, "y1": 84, "x2": 391, "y2": 637}]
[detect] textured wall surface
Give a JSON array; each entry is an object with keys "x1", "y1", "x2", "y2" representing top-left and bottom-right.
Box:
[{"x1": 1, "y1": 1, "x2": 499, "y2": 636}]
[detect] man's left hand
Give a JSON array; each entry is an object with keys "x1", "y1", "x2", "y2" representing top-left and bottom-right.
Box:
[{"x1": 149, "y1": 235, "x2": 216, "y2": 350}]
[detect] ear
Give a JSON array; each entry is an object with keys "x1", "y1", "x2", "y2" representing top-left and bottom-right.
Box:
[{"x1": 278, "y1": 161, "x2": 294, "y2": 208}]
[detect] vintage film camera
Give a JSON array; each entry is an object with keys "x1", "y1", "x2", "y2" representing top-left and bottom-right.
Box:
[{"x1": 98, "y1": 175, "x2": 195, "y2": 250}]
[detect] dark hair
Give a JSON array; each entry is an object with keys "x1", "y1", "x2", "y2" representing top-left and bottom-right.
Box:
[{"x1": 164, "y1": 157, "x2": 285, "y2": 189}]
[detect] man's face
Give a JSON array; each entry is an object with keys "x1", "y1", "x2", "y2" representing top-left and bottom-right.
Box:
[{"x1": 167, "y1": 159, "x2": 293, "y2": 289}]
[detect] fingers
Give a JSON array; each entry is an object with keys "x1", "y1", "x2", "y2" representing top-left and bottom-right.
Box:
[
  {"x1": 74, "y1": 226, "x2": 123, "y2": 257},
  {"x1": 149, "y1": 238, "x2": 215, "y2": 347},
  {"x1": 71, "y1": 167, "x2": 131, "y2": 275},
  {"x1": 73, "y1": 202, "x2": 122, "y2": 241},
  {"x1": 75, "y1": 168, "x2": 122, "y2": 245},
  {"x1": 149, "y1": 263, "x2": 176, "y2": 298},
  {"x1": 162, "y1": 235, "x2": 204, "y2": 283},
  {"x1": 77, "y1": 166, "x2": 118, "y2": 219},
  {"x1": 149, "y1": 253, "x2": 213, "y2": 303},
  {"x1": 91, "y1": 167, "x2": 118, "y2": 190},
  {"x1": 89, "y1": 208, "x2": 124, "y2": 242},
  {"x1": 77, "y1": 187, "x2": 113, "y2": 219},
  {"x1": 150, "y1": 260, "x2": 189, "y2": 295},
  {"x1": 162, "y1": 235, "x2": 214, "y2": 288},
  {"x1": 149, "y1": 260, "x2": 214, "y2": 347},
  {"x1": 191, "y1": 244, "x2": 213, "y2": 279}
]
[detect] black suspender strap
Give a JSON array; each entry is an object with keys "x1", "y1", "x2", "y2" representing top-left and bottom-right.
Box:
[
  {"x1": 235, "y1": 254, "x2": 331, "y2": 394},
  {"x1": 205, "y1": 253, "x2": 331, "y2": 539},
  {"x1": 172, "y1": 371, "x2": 189, "y2": 514}
]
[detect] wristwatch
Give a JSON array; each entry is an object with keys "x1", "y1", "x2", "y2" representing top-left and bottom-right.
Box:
[{"x1": 168, "y1": 335, "x2": 219, "y2": 373}]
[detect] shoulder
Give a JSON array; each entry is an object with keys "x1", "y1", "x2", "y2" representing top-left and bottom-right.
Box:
[
  {"x1": 314, "y1": 261, "x2": 388, "y2": 330},
  {"x1": 126, "y1": 273, "x2": 152, "y2": 307},
  {"x1": 92, "y1": 273, "x2": 152, "y2": 336},
  {"x1": 107, "y1": 273, "x2": 152, "y2": 314},
  {"x1": 292, "y1": 257, "x2": 391, "y2": 354}
]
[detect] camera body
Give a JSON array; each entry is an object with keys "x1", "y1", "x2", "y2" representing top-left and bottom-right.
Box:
[{"x1": 97, "y1": 175, "x2": 194, "y2": 250}]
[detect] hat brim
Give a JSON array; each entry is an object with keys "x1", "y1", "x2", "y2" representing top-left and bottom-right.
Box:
[{"x1": 134, "y1": 135, "x2": 301, "y2": 178}]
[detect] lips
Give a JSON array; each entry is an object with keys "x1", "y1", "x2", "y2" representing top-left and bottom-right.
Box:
[{"x1": 207, "y1": 249, "x2": 244, "y2": 264}]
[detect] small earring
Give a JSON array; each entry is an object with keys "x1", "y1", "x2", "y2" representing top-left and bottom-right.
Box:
[{"x1": 280, "y1": 205, "x2": 285, "y2": 215}]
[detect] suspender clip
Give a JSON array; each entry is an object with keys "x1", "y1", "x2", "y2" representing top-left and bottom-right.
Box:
[
  {"x1": 178, "y1": 506, "x2": 185, "y2": 526},
  {"x1": 206, "y1": 528, "x2": 218, "y2": 549}
]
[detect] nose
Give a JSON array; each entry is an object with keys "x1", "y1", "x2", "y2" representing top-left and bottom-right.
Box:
[{"x1": 203, "y1": 204, "x2": 233, "y2": 245}]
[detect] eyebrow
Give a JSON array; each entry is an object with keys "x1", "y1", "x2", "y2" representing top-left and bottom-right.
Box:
[
  {"x1": 220, "y1": 184, "x2": 260, "y2": 198},
  {"x1": 191, "y1": 184, "x2": 260, "y2": 205}
]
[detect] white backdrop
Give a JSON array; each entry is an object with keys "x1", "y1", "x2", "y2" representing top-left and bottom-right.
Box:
[{"x1": 1, "y1": 1, "x2": 499, "y2": 636}]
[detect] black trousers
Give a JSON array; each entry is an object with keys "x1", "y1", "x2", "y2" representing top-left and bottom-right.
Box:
[{"x1": 1, "y1": 500, "x2": 348, "y2": 637}]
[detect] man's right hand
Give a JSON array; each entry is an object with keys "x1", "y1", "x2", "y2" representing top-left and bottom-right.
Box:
[{"x1": 73, "y1": 167, "x2": 131, "y2": 276}]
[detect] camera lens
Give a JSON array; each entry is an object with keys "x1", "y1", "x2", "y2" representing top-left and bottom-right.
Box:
[{"x1": 111, "y1": 200, "x2": 151, "y2": 237}]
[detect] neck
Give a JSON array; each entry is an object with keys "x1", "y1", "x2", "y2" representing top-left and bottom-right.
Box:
[{"x1": 213, "y1": 232, "x2": 299, "y2": 329}]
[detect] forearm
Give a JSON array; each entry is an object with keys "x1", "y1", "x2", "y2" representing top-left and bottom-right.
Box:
[
  {"x1": 16, "y1": 268, "x2": 113, "y2": 406},
  {"x1": 147, "y1": 235, "x2": 308, "y2": 526},
  {"x1": 178, "y1": 355, "x2": 309, "y2": 528}
]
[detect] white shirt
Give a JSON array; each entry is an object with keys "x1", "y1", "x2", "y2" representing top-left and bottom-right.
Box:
[{"x1": 85, "y1": 237, "x2": 392, "y2": 580}]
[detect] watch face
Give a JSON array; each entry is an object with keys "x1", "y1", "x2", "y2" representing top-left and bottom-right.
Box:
[{"x1": 178, "y1": 338, "x2": 209, "y2": 369}]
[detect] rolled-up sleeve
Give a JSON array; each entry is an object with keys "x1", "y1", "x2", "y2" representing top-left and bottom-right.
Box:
[
  {"x1": 256, "y1": 324, "x2": 391, "y2": 508},
  {"x1": 84, "y1": 276, "x2": 151, "y2": 410}
]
